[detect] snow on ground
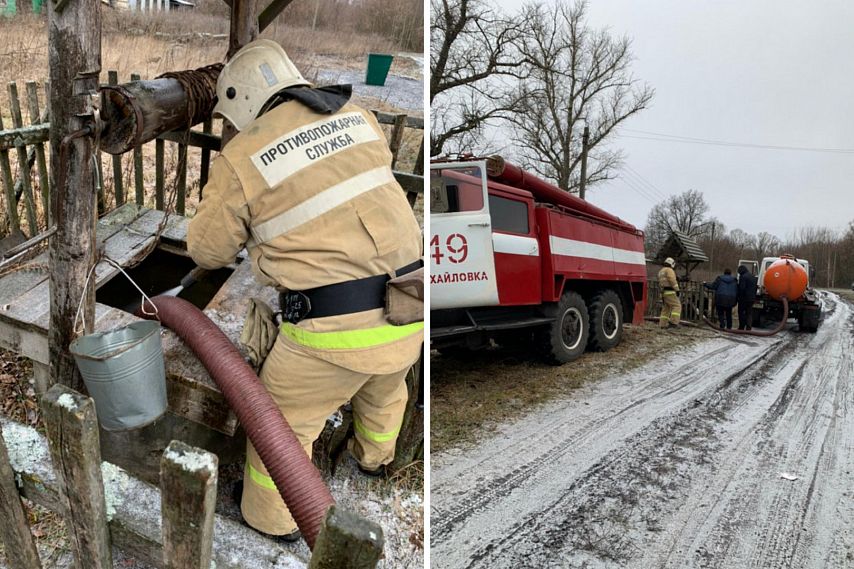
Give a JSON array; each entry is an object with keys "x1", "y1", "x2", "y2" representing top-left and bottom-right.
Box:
[
  {"x1": 329, "y1": 458, "x2": 424, "y2": 569},
  {"x1": 316, "y1": 69, "x2": 423, "y2": 112},
  {"x1": 432, "y1": 292, "x2": 854, "y2": 568}
]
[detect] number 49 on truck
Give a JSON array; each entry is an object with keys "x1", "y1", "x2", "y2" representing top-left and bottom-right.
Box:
[{"x1": 429, "y1": 156, "x2": 648, "y2": 364}]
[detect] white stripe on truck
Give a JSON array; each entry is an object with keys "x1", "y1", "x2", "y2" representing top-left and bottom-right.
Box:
[{"x1": 549, "y1": 236, "x2": 646, "y2": 265}]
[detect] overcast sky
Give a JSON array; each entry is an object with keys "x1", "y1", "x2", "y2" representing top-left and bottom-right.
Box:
[{"x1": 490, "y1": 0, "x2": 854, "y2": 239}]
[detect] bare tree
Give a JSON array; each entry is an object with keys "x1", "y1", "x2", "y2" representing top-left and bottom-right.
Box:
[
  {"x1": 753, "y1": 231, "x2": 781, "y2": 260},
  {"x1": 429, "y1": 0, "x2": 530, "y2": 156},
  {"x1": 507, "y1": 0, "x2": 654, "y2": 191},
  {"x1": 644, "y1": 189, "x2": 711, "y2": 255}
]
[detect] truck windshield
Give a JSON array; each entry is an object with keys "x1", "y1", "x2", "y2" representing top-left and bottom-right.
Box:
[{"x1": 430, "y1": 166, "x2": 485, "y2": 213}]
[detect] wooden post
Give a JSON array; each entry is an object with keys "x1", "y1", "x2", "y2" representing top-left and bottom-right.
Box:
[
  {"x1": 578, "y1": 125, "x2": 589, "y2": 200},
  {"x1": 42, "y1": 384, "x2": 112, "y2": 569},
  {"x1": 308, "y1": 506, "x2": 384, "y2": 569},
  {"x1": 160, "y1": 440, "x2": 218, "y2": 569},
  {"x1": 222, "y1": 0, "x2": 260, "y2": 148},
  {"x1": 48, "y1": 0, "x2": 101, "y2": 393},
  {"x1": 0, "y1": 428, "x2": 43, "y2": 569},
  {"x1": 130, "y1": 73, "x2": 145, "y2": 207},
  {"x1": 228, "y1": 0, "x2": 259, "y2": 57}
]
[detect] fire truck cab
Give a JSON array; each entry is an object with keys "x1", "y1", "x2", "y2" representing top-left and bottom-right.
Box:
[{"x1": 430, "y1": 159, "x2": 648, "y2": 364}]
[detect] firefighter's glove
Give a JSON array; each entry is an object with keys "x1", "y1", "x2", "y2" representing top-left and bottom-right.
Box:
[{"x1": 239, "y1": 298, "x2": 278, "y2": 371}]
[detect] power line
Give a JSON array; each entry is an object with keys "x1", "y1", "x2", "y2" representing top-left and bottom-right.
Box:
[
  {"x1": 621, "y1": 165, "x2": 668, "y2": 201},
  {"x1": 618, "y1": 128, "x2": 854, "y2": 154},
  {"x1": 617, "y1": 174, "x2": 658, "y2": 204}
]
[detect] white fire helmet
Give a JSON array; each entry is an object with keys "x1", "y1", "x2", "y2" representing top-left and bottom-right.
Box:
[
  {"x1": 213, "y1": 39, "x2": 311, "y2": 131},
  {"x1": 664, "y1": 257, "x2": 676, "y2": 268}
]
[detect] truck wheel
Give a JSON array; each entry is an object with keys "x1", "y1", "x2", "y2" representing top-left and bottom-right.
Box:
[
  {"x1": 587, "y1": 289, "x2": 623, "y2": 352},
  {"x1": 537, "y1": 291, "x2": 589, "y2": 364}
]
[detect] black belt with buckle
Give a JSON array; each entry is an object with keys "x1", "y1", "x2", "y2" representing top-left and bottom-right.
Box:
[{"x1": 280, "y1": 260, "x2": 422, "y2": 324}]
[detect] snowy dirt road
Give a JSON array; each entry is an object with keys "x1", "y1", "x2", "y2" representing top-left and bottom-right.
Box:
[{"x1": 431, "y1": 292, "x2": 854, "y2": 568}]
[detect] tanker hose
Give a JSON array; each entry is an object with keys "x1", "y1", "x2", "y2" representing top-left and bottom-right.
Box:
[
  {"x1": 136, "y1": 295, "x2": 334, "y2": 549},
  {"x1": 702, "y1": 296, "x2": 789, "y2": 337}
]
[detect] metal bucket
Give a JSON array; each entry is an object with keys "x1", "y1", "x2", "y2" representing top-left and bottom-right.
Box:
[{"x1": 70, "y1": 320, "x2": 167, "y2": 431}]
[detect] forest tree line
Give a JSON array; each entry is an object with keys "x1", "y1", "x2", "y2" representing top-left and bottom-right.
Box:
[{"x1": 646, "y1": 189, "x2": 854, "y2": 289}]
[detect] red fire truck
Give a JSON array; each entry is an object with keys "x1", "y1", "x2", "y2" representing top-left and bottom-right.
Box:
[{"x1": 430, "y1": 156, "x2": 648, "y2": 363}]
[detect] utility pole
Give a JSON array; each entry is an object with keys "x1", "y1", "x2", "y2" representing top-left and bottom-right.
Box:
[
  {"x1": 48, "y1": 0, "x2": 102, "y2": 392},
  {"x1": 709, "y1": 223, "x2": 716, "y2": 280},
  {"x1": 578, "y1": 125, "x2": 589, "y2": 200}
]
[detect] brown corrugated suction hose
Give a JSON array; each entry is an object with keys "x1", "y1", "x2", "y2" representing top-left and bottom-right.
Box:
[
  {"x1": 702, "y1": 297, "x2": 789, "y2": 337},
  {"x1": 137, "y1": 295, "x2": 334, "y2": 549}
]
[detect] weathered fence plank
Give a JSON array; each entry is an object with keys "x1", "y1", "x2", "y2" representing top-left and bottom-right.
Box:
[
  {"x1": 107, "y1": 71, "x2": 125, "y2": 206},
  {"x1": 394, "y1": 171, "x2": 423, "y2": 195},
  {"x1": 160, "y1": 441, "x2": 218, "y2": 569},
  {"x1": 42, "y1": 385, "x2": 112, "y2": 569},
  {"x1": 199, "y1": 119, "x2": 212, "y2": 194},
  {"x1": 25, "y1": 81, "x2": 50, "y2": 225},
  {"x1": 176, "y1": 142, "x2": 188, "y2": 215},
  {"x1": 2, "y1": 417, "x2": 309, "y2": 568},
  {"x1": 0, "y1": 427, "x2": 43, "y2": 569},
  {"x1": 308, "y1": 506, "x2": 384, "y2": 569},
  {"x1": 0, "y1": 113, "x2": 20, "y2": 233},
  {"x1": 9, "y1": 82, "x2": 39, "y2": 235},
  {"x1": 0, "y1": 123, "x2": 50, "y2": 150},
  {"x1": 646, "y1": 280, "x2": 712, "y2": 322},
  {"x1": 155, "y1": 138, "x2": 165, "y2": 210},
  {"x1": 374, "y1": 112, "x2": 423, "y2": 129},
  {"x1": 388, "y1": 113, "x2": 407, "y2": 169}
]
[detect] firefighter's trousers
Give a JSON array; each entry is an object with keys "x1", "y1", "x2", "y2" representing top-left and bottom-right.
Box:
[
  {"x1": 659, "y1": 290, "x2": 682, "y2": 327},
  {"x1": 241, "y1": 337, "x2": 410, "y2": 536}
]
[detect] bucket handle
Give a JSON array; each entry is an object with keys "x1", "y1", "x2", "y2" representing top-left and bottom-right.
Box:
[{"x1": 75, "y1": 256, "x2": 159, "y2": 335}]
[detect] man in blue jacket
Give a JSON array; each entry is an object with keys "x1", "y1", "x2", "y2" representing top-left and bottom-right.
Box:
[
  {"x1": 704, "y1": 268, "x2": 738, "y2": 329},
  {"x1": 736, "y1": 265, "x2": 758, "y2": 330}
]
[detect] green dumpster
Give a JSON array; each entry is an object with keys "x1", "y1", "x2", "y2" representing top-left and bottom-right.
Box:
[
  {"x1": 365, "y1": 53, "x2": 394, "y2": 86},
  {"x1": 2, "y1": 0, "x2": 16, "y2": 16},
  {"x1": 32, "y1": 0, "x2": 43, "y2": 14}
]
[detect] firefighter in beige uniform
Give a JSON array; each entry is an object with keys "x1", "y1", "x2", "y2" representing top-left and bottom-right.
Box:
[
  {"x1": 658, "y1": 257, "x2": 681, "y2": 327},
  {"x1": 187, "y1": 40, "x2": 423, "y2": 540}
]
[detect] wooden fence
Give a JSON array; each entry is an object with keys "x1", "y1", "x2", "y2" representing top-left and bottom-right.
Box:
[
  {"x1": 645, "y1": 279, "x2": 714, "y2": 322},
  {"x1": 0, "y1": 383, "x2": 383, "y2": 568},
  {"x1": 0, "y1": 72, "x2": 425, "y2": 242}
]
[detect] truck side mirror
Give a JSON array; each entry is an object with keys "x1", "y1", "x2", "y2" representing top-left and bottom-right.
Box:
[{"x1": 430, "y1": 177, "x2": 450, "y2": 213}]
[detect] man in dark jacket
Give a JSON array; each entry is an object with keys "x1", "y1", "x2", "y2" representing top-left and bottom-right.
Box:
[
  {"x1": 704, "y1": 268, "x2": 738, "y2": 329},
  {"x1": 736, "y1": 265, "x2": 758, "y2": 330}
]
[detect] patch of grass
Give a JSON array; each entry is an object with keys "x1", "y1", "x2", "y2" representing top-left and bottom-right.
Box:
[{"x1": 430, "y1": 323, "x2": 712, "y2": 452}]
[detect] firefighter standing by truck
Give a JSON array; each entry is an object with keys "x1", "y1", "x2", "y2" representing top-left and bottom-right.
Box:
[
  {"x1": 658, "y1": 257, "x2": 681, "y2": 328},
  {"x1": 187, "y1": 40, "x2": 423, "y2": 542}
]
